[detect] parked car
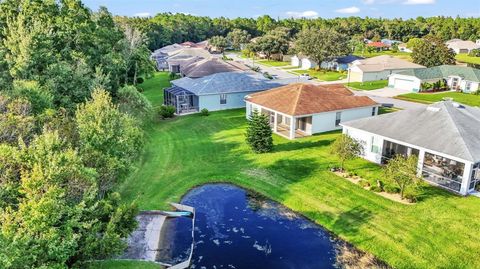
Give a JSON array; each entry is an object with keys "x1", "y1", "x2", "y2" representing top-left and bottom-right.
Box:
[{"x1": 299, "y1": 73, "x2": 314, "y2": 80}]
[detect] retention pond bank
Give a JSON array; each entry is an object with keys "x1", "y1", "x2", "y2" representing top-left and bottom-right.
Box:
[{"x1": 159, "y1": 184, "x2": 388, "y2": 269}]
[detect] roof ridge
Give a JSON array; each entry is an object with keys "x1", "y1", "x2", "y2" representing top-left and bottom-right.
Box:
[
  {"x1": 197, "y1": 73, "x2": 216, "y2": 94},
  {"x1": 292, "y1": 84, "x2": 304, "y2": 115},
  {"x1": 441, "y1": 103, "x2": 475, "y2": 161}
]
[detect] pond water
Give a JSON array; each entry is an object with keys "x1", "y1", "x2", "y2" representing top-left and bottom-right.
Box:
[{"x1": 157, "y1": 184, "x2": 380, "y2": 269}]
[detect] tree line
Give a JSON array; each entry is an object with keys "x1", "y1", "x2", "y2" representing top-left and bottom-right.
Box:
[
  {"x1": 0, "y1": 0, "x2": 154, "y2": 268},
  {"x1": 121, "y1": 13, "x2": 480, "y2": 51}
]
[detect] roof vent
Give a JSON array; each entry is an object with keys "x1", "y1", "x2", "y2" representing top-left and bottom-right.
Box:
[{"x1": 426, "y1": 106, "x2": 441, "y2": 112}]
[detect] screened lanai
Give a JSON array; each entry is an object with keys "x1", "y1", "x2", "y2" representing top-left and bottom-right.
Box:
[{"x1": 164, "y1": 86, "x2": 199, "y2": 115}]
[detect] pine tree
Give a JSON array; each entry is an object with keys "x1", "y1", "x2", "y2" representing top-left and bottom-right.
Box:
[{"x1": 246, "y1": 111, "x2": 273, "y2": 153}]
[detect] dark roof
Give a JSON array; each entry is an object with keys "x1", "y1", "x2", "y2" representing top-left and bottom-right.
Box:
[
  {"x1": 181, "y1": 58, "x2": 249, "y2": 78},
  {"x1": 342, "y1": 101, "x2": 480, "y2": 162},
  {"x1": 398, "y1": 65, "x2": 480, "y2": 82},
  {"x1": 336, "y1": 55, "x2": 364, "y2": 64},
  {"x1": 246, "y1": 83, "x2": 378, "y2": 116}
]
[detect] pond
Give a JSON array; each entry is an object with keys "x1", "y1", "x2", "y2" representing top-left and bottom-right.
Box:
[{"x1": 158, "y1": 184, "x2": 385, "y2": 269}]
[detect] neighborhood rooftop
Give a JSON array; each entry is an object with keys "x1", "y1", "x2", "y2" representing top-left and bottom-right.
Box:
[
  {"x1": 171, "y1": 72, "x2": 299, "y2": 95},
  {"x1": 245, "y1": 83, "x2": 378, "y2": 116},
  {"x1": 397, "y1": 65, "x2": 480, "y2": 82},
  {"x1": 342, "y1": 101, "x2": 480, "y2": 162},
  {"x1": 354, "y1": 55, "x2": 425, "y2": 72},
  {"x1": 181, "y1": 58, "x2": 249, "y2": 78}
]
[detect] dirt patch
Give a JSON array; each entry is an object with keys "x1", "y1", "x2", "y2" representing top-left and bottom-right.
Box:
[
  {"x1": 336, "y1": 241, "x2": 391, "y2": 269},
  {"x1": 334, "y1": 171, "x2": 414, "y2": 205}
]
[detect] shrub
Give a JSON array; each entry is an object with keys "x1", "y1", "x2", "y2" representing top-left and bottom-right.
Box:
[
  {"x1": 136, "y1": 77, "x2": 145, "y2": 84},
  {"x1": 384, "y1": 184, "x2": 401, "y2": 194},
  {"x1": 200, "y1": 108, "x2": 210, "y2": 116},
  {"x1": 117, "y1": 86, "x2": 153, "y2": 120},
  {"x1": 358, "y1": 179, "x2": 371, "y2": 188},
  {"x1": 404, "y1": 190, "x2": 419, "y2": 203},
  {"x1": 168, "y1": 72, "x2": 180, "y2": 80},
  {"x1": 468, "y1": 49, "x2": 480, "y2": 57},
  {"x1": 370, "y1": 185, "x2": 383, "y2": 192},
  {"x1": 158, "y1": 105, "x2": 176, "y2": 119},
  {"x1": 245, "y1": 110, "x2": 273, "y2": 153}
]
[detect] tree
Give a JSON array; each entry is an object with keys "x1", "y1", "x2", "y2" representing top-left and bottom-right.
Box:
[
  {"x1": 295, "y1": 28, "x2": 351, "y2": 68},
  {"x1": 0, "y1": 95, "x2": 36, "y2": 145},
  {"x1": 406, "y1": 37, "x2": 423, "y2": 51},
  {"x1": 227, "y1": 29, "x2": 251, "y2": 50},
  {"x1": 384, "y1": 155, "x2": 420, "y2": 199},
  {"x1": 209, "y1": 35, "x2": 229, "y2": 53},
  {"x1": 76, "y1": 88, "x2": 144, "y2": 194},
  {"x1": 251, "y1": 34, "x2": 289, "y2": 60},
  {"x1": 330, "y1": 134, "x2": 363, "y2": 171},
  {"x1": 411, "y1": 36, "x2": 456, "y2": 67},
  {"x1": 246, "y1": 111, "x2": 273, "y2": 153},
  {"x1": 117, "y1": 85, "x2": 153, "y2": 121}
]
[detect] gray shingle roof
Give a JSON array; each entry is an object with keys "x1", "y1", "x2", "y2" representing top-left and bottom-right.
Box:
[
  {"x1": 342, "y1": 101, "x2": 480, "y2": 162},
  {"x1": 354, "y1": 55, "x2": 425, "y2": 72},
  {"x1": 397, "y1": 65, "x2": 480, "y2": 82},
  {"x1": 171, "y1": 72, "x2": 300, "y2": 95}
]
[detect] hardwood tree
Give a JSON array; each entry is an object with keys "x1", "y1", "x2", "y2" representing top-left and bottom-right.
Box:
[
  {"x1": 227, "y1": 29, "x2": 251, "y2": 50},
  {"x1": 246, "y1": 111, "x2": 273, "y2": 153},
  {"x1": 209, "y1": 35, "x2": 229, "y2": 53},
  {"x1": 295, "y1": 28, "x2": 351, "y2": 68},
  {"x1": 411, "y1": 36, "x2": 456, "y2": 67},
  {"x1": 251, "y1": 34, "x2": 289, "y2": 60},
  {"x1": 384, "y1": 155, "x2": 420, "y2": 199},
  {"x1": 330, "y1": 134, "x2": 363, "y2": 171}
]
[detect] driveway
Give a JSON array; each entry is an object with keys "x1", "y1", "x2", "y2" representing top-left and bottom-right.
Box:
[
  {"x1": 361, "y1": 87, "x2": 412, "y2": 98},
  {"x1": 354, "y1": 91, "x2": 426, "y2": 110},
  {"x1": 227, "y1": 53, "x2": 299, "y2": 80}
]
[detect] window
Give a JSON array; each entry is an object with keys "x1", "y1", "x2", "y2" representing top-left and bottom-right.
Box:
[
  {"x1": 335, "y1": 112, "x2": 342, "y2": 126},
  {"x1": 371, "y1": 107, "x2": 376, "y2": 116},
  {"x1": 371, "y1": 136, "x2": 379, "y2": 153},
  {"x1": 220, "y1": 94, "x2": 227, "y2": 105},
  {"x1": 422, "y1": 152, "x2": 465, "y2": 192},
  {"x1": 465, "y1": 81, "x2": 472, "y2": 92}
]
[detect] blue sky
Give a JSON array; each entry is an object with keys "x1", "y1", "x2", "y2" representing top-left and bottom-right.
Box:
[{"x1": 83, "y1": 0, "x2": 480, "y2": 19}]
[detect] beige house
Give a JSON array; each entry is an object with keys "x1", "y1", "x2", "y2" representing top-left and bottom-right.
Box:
[
  {"x1": 348, "y1": 55, "x2": 425, "y2": 82},
  {"x1": 446, "y1": 39, "x2": 480, "y2": 54}
]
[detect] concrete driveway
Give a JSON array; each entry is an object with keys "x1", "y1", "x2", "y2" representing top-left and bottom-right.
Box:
[
  {"x1": 354, "y1": 91, "x2": 426, "y2": 110},
  {"x1": 360, "y1": 87, "x2": 412, "y2": 97},
  {"x1": 227, "y1": 53, "x2": 299, "y2": 80}
]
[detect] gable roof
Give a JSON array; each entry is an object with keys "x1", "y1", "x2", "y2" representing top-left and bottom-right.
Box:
[
  {"x1": 181, "y1": 58, "x2": 249, "y2": 78},
  {"x1": 171, "y1": 72, "x2": 297, "y2": 96},
  {"x1": 354, "y1": 55, "x2": 425, "y2": 72},
  {"x1": 446, "y1": 40, "x2": 480, "y2": 50},
  {"x1": 342, "y1": 101, "x2": 480, "y2": 162},
  {"x1": 397, "y1": 65, "x2": 480, "y2": 82},
  {"x1": 245, "y1": 83, "x2": 378, "y2": 116}
]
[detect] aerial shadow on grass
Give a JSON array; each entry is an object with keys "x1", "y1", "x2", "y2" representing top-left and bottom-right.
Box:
[
  {"x1": 266, "y1": 158, "x2": 320, "y2": 183},
  {"x1": 273, "y1": 139, "x2": 334, "y2": 153},
  {"x1": 311, "y1": 206, "x2": 374, "y2": 238}
]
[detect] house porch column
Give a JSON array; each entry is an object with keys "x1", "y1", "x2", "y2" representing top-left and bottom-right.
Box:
[
  {"x1": 273, "y1": 112, "x2": 278, "y2": 133},
  {"x1": 289, "y1": 116, "x2": 296, "y2": 140},
  {"x1": 460, "y1": 162, "x2": 474, "y2": 195}
]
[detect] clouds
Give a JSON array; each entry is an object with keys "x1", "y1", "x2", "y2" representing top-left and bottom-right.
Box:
[
  {"x1": 403, "y1": 0, "x2": 436, "y2": 4},
  {"x1": 285, "y1": 10, "x2": 319, "y2": 18},
  {"x1": 362, "y1": 0, "x2": 376, "y2": 4},
  {"x1": 133, "y1": 12, "x2": 151, "y2": 17},
  {"x1": 335, "y1": 6, "x2": 361, "y2": 14}
]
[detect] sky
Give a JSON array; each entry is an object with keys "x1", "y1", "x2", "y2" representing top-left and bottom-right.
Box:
[{"x1": 82, "y1": 0, "x2": 480, "y2": 19}]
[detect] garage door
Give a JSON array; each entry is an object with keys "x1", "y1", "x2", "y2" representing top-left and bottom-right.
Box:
[{"x1": 394, "y1": 78, "x2": 416, "y2": 91}]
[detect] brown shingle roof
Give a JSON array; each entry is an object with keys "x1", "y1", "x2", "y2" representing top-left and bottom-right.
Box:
[{"x1": 246, "y1": 83, "x2": 378, "y2": 116}]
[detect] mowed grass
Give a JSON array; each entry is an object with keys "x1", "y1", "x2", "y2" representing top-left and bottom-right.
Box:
[
  {"x1": 396, "y1": 91, "x2": 480, "y2": 107},
  {"x1": 138, "y1": 72, "x2": 171, "y2": 107},
  {"x1": 258, "y1": 60, "x2": 290, "y2": 67},
  {"x1": 354, "y1": 50, "x2": 412, "y2": 61},
  {"x1": 456, "y1": 54, "x2": 480, "y2": 65},
  {"x1": 346, "y1": 80, "x2": 388, "y2": 91},
  {"x1": 291, "y1": 69, "x2": 347, "y2": 81},
  {"x1": 112, "y1": 73, "x2": 480, "y2": 269}
]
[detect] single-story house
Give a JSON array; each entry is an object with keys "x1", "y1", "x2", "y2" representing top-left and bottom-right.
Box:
[
  {"x1": 398, "y1": 43, "x2": 412, "y2": 53},
  {"x1": 445, "y1": 39, "x2": 480, "y2": 54},
  {"x1": 341, "y1": 101, "x2": 480, "y2": 195},
  {"x1": 164, "y1": 72, "x2": 297, "y2": 115},
  {"x1": 291, "y1": 55, "x2": 318, "y2": 69},
  {"x1": 381, "y1": 39, "x2": 402, "y2": 46},
  {"x1": 151, "y1": 43, "x2": 185, "y2": 70},
  {"x1": 366, "y1": 42, "x2": 390, "y2": 51},
  {"x1": 348, "y1": 55, "x2": 425, "y2": 82},
  {"x1": 244, "y1": 83, "x2": 379, "y2": 139},
  {"x1": 320, "y1": 55, "x2": 364, "y2": 71},
  {"x1": 180, "y1": 58, "x2": 249, "y2": 78},
  {"x1": 165, "y1": 48, "x2": 212, "y2": 73},
  {"x1": 388, "y1": 65, "x2": 480, "y2": 93}
]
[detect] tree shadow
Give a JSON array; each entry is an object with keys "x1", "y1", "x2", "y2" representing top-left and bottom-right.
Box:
[
  {"x1": 266, "y1": 158, "x2": 320, "y2": 182},
  {"x1": 273, "y1": 139, "x2": 334, "y2": 153},
  {"x1": 331, "y1": 206, "x2": 374, "y2": 237}
]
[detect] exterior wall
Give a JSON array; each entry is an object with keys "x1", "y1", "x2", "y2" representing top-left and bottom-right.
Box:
[
  {"x1": 388, "y1": 74, "x2": 422, "y2": 92},
  {"x1": 311, "y1": 106, "x2": 377, "y2": 134},
  {"x1": 350, "y1": 66, "x2": 422, "y2": 82},
  {"x1": 291, "y1": 56, "x2": 301, "y2": 67},
  {"x1": 459, "y1": 80, "x2": 479, "y2": 93},
  {"x1": 301, "y1": 58, "x2": 318, "y2": 69},
  {"x1": 199, "y1": 91, "x2": 257, "y2": 112},
  {"x1": 342, "y1": 125, "x2": 474, "y2": 195}
]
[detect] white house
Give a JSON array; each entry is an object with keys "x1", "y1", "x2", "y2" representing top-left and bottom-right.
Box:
[
  {"x1": 291, "y1": 55, "x2": 318, "y2": 69},
  {"x1": 388, "y1": 65, "x2": 480, "y2": 93},
  {"x1": 245, "y1": 83, "x2": 379, "y2": 139},
  {"x1": 446, "y1": 39, "x2": 480, "y2": 54},
  {"x1": 348, "y1": 55, "x2": 425, "y2": 82},
  {"x1": 341, "y1": 101, "x2": 480, "y2": 195}
]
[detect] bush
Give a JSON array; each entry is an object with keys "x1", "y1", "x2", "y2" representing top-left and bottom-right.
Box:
[
  {"x1": 169, "y1": 72, "x2": 180, "y2": 80},
  {"x1": 358, "y1": 179, "x2": 371, "y2": 188},
  {"x1": 245, "y1": 111, "x2": 273, "y2": 153},
  {"x1": 158, "y1": 105, "x2": 176, "y2": 119},
  {"x1": 404, "y1": 190, "x2": 418, "y2": 203},
  {"x1": 200, "y1": 108, "x2": 210, "y2": 116},
  {"x1": 370, "y1": 185, "x2": 383, "y2": 192},
  {"x1": 384, "y1": 184, "x2": 400, "y2": 194},
  {"x1": 136, "y1": 77, "x2": 145, "y2": 84},
  {"x1": 117, "y1": 86, "x2": 153, "y2": 120},
  {"x1": 468, "y1": 49, "x2": 480, "y2": 57}
]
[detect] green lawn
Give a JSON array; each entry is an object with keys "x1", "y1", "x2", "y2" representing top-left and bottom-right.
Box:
[
  {"x1": 345, "y1": 80, "x2": 388, "y2": 91},
  {"x1": 258, "y1": 60, "x2": 290, "y2": 67},
  {"x1": 139, "y1": 72, "x2": 171, "y2": 107},
  {"x1": 396, "y1": 91, "x2": 480, "y2": 107},
  {"x1": 456, "y1": 53, "x2": 480, "y2": 65},
  {"x1": 105, "y1": 73, "x2": 480, "y2": 269},
  {"x1": 354, "y1": 50, "x2": 412, "y2": 61},
  {"x1": 88, "y1": 260, "x2": 162, "y2": 269},
  {"x1": 291, "y1": 69, "x2": 347, "y2": 81}
]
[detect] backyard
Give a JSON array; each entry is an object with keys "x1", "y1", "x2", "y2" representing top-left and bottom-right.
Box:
[
  {"x1": 95, "y1": 73, "x2": 480, "y2": 269},
  {"x1": 291, "y1": 69, "x2": 347, "y2": 81},
  {"x1": 396, "y1": 91, "x2": 480, "y2": 107},
  {"x1": 345, "y1": 80, "x2": 388, "y2": 90},
  {"x1": 354, "y1": 50, "x2": 412, "y2": 61},
  {"x1": 456, "y1": 54, "x2": 480, "y2": 65}
]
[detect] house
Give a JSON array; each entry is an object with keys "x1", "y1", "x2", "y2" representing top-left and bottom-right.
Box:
[
  {"x1": 180, "y1": 58, "x2": 249, "y2": 78},
  {"x1": 244, "y1": 84, "x2": 379, "y2": 139},
  {"x1": 291, "y1": 55, "x2": 317, "y2": 69},
  {"x1": 348, "y1": 55, "x2": 425, "y2": 82},
  {"x1": 366, "y1": 42, "x2": 390, "y2": 51},
  {"x1": 165, "y1": 48, "x2": 212, "y2": 73},
  {"x1": 381, "y1": 39, "x2": 402, "y2": 46},
  {"x1": 320, "y1": 55, "x2": 364, "y2": 71},
  {"x1": 151, "y1": 44, "x2": 185, "y2": 70},
  {"x1": 163, "y1": 72, "x2": 296, "y2": 114},
  {"x1": 388, "y1": 65, "x2": 480, "y2": 93},
  {"x1": 341, "y1": 101, "x2": 480, "y2": 195},
  {"x1": 398, "y1": 43, "x2": 412, "y2": 53},
  {"x1": 446, "y1": 39, "x2": 480, "y2": 54}
]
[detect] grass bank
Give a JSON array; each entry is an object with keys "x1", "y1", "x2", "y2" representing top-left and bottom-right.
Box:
[
  {"x1": 258, "y1": 60, "x2": 290, "y2": 67},
  {"x1": 456, "y1": 54, "x2": 480, "y2": 65},
  {"x1": 396, "y1": 91, "x2": 480, "y2": 106},
  {"x1": 291, "y1": 69, "x2": 346, "y2": 81},
  {"x1": 345, "y1": 80, "x2": 388, "y2": 91}
]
